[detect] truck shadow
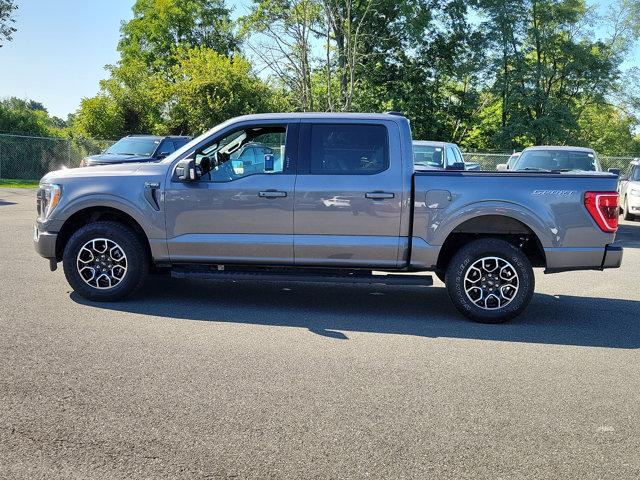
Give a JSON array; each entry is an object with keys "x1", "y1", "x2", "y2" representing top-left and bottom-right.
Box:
[
  {"x1": 71, "y1": 276, "x2": 640, "y2": 349},
  {"x1": 615, "y1": 221, "x2": 640, "y2": 248}
]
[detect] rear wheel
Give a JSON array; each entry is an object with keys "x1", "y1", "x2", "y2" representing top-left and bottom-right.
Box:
[
  {"x1": 63, "y1": 221, "x2": 148, "y2": 301},
  {"x1": 445, "y1": 238, "x2": 534, "y2": 323}
]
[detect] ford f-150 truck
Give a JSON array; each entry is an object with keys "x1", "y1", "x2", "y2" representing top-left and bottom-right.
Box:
[{"x1": 34, "y1": 113, "x2": 623, "y2": 323}]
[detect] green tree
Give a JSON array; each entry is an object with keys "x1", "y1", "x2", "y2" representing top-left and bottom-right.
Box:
[
  {"x1": 479, "y1": 0, "x2": 621, "y2": 148},
  {"x1": 161, "y1": 47, "x2": 287, "y2": 134},
  {"x1": 73, "y1": 96, "x2": 125, "y2": 140},
  {"x1": 577, "y1": 103, "x2": 640, "y2": 154},
  {"x1": 75, "y1": 0, "x2": 270, "y2": 138},
  {"x1": 0, "y1": 0, "x2": 17, "y2": 47},
  {"x1": 0, "y1": 98, "x2": 64, "y2": 137},
  {"x1": 118, "y1": 0, "x2": 238, "y2": 74},
  {"x1": 242, "y1": 0, "x2": 320, "y2": 111}
]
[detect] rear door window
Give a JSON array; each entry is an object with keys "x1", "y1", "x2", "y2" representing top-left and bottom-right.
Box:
[{"x1": 308, "y1": 124, "x2": 389, "y2": 175}]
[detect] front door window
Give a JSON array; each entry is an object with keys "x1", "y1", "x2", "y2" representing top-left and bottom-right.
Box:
[{"x1": 195, "y1": 127, "x2": 287, "y2": 182}]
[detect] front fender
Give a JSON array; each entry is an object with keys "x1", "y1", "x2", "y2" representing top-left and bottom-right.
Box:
[{"x1": 44, "y1": 192, "x2": 168, "y2": 263}]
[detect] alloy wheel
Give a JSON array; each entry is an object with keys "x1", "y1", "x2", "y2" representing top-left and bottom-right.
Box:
[{"x1": 76, "y1": 238, "x2": 128, "y2": 289}]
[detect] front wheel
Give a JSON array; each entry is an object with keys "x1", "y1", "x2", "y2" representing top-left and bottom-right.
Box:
[
  {"x1": 445, "y1": 238, "x2": 534, "y2": 323},
  {"x1": 63, "y1": 221, "x2": 148, "y2": 301}
]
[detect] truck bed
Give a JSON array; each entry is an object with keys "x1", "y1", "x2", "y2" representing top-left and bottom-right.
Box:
[{"x1": 408, "y1": 171, "x2": 620, "y2": 271}]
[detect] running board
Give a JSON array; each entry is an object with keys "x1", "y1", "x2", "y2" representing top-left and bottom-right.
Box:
[{"x1": 171, "y1": 267, "x2": 433, "y2": 286}]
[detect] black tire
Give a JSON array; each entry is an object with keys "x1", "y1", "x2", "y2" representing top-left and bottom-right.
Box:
[
  {"x1": 445, "y1": 238, "x2": 534, "y2": 323},
  {"x1": 622, "y1": 197, "x2": 635, "y2": 221},
  {"x1": 63, "y1": 221, "x2": 148, "y2": 301}
]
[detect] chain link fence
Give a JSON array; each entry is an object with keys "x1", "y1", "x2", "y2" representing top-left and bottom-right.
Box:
[
  {"x1": 462, "y1": 151, "x2": 639, "y2": 171},
  {"x1": 0, "y1": 134, "x2": 113, "y2": 180}
]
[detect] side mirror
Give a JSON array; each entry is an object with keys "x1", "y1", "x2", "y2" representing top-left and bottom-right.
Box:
[
  {"x1": 608, "y1": 168, "x2": 621, "y2": 176},
  {"x1": 175, "y1": 158, "x2": 199, "y2": 181},
  {"x1": 446, "y1": 162, "x2": 466, "y2": 171},
  {"x1": 496, "y1": 163, "x2": 508, "y2": 171},
  {"x1": 264, "y1": 154, "x2": 274, "y2": 172}
]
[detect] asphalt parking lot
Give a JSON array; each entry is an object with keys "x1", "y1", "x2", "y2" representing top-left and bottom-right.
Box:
[{"x1": 1, "y1": 187, "x2": 639, "y2": 480}]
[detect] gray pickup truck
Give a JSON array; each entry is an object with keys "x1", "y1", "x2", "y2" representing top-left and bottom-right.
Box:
[{"x1": 34, "y1": 113, "x2": 623, "y2": 323}]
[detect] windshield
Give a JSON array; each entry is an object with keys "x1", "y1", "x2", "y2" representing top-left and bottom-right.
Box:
[
  {"x1": 413, "y1": 145, "x2": 444, "y2": 168},
  {"x1": 507, "y1": 153, "x2": 520, "y2": 168},
  {"x1": 105, "y1": 138, "x2": 160, "y2": 156},
  {"x1": 515, "y1": 150, "x2": 598, "y2": 172},
  {"x1": 633, "y1": 166, "x2": 640, "y2": 181}
]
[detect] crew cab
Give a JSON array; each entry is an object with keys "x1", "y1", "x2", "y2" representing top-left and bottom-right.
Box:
[{"x1": 35, "y1": 113, "x2": 623, "y2": 323}]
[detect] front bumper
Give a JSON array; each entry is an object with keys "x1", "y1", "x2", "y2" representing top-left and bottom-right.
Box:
[
  {"x1": 627, "y1": 194, "x2": 640, "y2": 214},
  {"x1": 33, "y1": 226, "x2": 58, "y2": 259},
  {"x1": 602, "y1": 244, "x2": 623, "y2": 269}
]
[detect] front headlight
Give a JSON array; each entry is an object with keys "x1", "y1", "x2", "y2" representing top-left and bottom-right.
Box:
[
  {"x1": 37, "y1": 183, "x2": 62, "y2": 220},
  {"x1": 630, "y1": 188, "x2": 640, "y2": 196}
]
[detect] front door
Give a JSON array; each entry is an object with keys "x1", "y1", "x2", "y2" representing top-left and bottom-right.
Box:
[
  {"x1": 293, "y1": 121, "x2": 404, "y2": 268},
  {"x1": 164, "y1": 122, "x2": 298, "y2": 264}
]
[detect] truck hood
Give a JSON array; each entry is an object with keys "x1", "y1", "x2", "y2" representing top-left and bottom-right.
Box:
[
  {"x1": 84, "y1": 153, "x2": 154, "y2": 164},
  {"x1": 41, "y1": 162, "x2": 168, "y2": 184}
]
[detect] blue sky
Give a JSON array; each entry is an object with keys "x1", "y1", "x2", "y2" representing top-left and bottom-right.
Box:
[{"x1": 0, "y1": 0, "x2": 637, "y2": 119}]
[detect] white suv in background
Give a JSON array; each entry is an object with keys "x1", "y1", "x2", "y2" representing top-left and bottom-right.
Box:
[{"x1": 619, "y1": 159, "x2": 640, "y2": 221}]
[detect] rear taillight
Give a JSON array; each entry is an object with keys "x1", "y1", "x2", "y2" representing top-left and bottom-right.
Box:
[{"x1": 584, "y1": 192, "x2": 619, "y2": 233}]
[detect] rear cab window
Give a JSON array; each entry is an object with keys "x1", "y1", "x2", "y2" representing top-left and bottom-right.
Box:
[
  {"x1": 307, "y1": 124, "x2": 389, "y2": 175},
  {"x1": 413, "y1": 145, "x2": 443, "y2": 168}
]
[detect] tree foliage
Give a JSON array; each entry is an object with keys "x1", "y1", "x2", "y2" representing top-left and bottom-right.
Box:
[
  {"x1": 73, "y1": 0, "x2": 285, "y2": 139},
  {"x1": 162, "y1": 47, "x2": 287, "y2": 133},
  {"x1": 0, "y1": 0, "x2": 17, "y2": 47},
  {"x1": 3, "y1": 0, "x2": 639, "y2": 153},
  {"x1": 0, "y1": 98, "x2": 66, "y2": 137},
  {"x1": 118, "y1": 0, "x2": 238, "y2": 72}
]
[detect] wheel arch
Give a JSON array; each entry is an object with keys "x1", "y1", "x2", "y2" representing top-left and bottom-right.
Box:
[
  {"x1": 436, "y1": 214, "x2": 547, "y2": 273},
  {"x1": 55, "y1": 205, "x2": 152, "y2": 263}
]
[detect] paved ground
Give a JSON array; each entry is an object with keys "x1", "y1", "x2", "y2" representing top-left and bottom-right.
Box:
[{"x1": 1, "y1": 187, "x2": 639, "y2": 480}]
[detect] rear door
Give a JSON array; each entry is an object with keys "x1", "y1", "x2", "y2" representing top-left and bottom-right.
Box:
[{"x1": 293, "y1": 121, "x2": 404, "y2": 268}]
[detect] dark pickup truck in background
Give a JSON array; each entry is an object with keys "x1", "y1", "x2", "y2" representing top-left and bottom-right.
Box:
[
  {"x1": 79, "y1": 135, "x2": 192, "y2": 167},
  {"x1": 35, "y1": 113, "x2": 622, "y2": 323}
]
